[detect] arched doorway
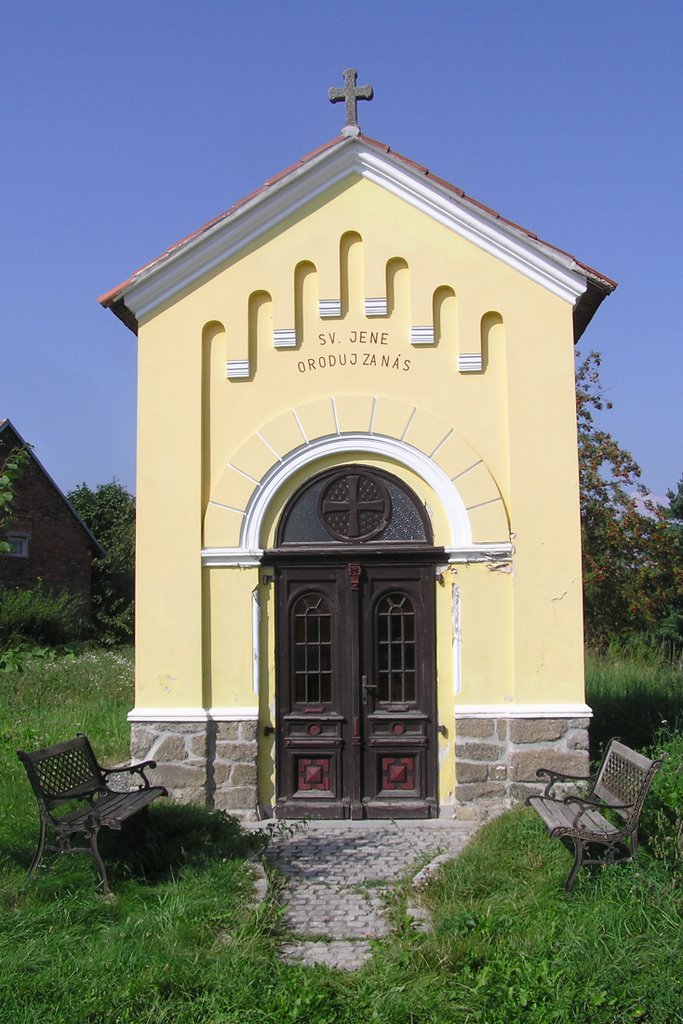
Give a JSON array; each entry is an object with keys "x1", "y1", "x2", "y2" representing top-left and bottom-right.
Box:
[{"x1": 267, "y1": 465, "x2": 443, "y2": 819}]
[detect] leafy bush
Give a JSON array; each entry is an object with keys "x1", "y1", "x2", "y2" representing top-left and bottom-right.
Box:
[
  {"x1": 0, "y1": 585, "x2": 87, "y2": 650},
  {"x1": 67, "y1": 481, "x2": 135, "y2": 645},
  {"x1": 641, "y1": 727, "x2": 683, "y2": 869}
]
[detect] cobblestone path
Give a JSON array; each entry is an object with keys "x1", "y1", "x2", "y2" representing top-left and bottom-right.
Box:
[{"x1": 263, "y1": 819, "x2": 480, "y2": 970}]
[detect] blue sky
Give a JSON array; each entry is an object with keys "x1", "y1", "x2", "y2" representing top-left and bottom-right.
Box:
[{"x1": 2, "y1": 2, "x2": 681, "y2": 500}]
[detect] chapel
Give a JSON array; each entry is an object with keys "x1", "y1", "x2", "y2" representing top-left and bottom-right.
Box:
[{"x1": 100, "y1": 71, "x2": 615, "y2": 820}]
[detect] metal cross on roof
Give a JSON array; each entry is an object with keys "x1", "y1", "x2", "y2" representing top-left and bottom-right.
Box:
[{"x1": 328, "y1": 68, "x2": 373, "y2": 136}]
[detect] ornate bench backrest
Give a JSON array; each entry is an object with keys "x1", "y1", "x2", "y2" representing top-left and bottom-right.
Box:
[
  {"x1": 17, "y1": 736, "x2": 104, "y2": 812},
  {"x1": 592, "y1": 739, "x2": 661, "y2": 825}
]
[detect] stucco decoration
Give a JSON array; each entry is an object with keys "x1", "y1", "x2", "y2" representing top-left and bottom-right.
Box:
[{"x1": 203, "y1": 395, "x2": 509, "y2": 554}]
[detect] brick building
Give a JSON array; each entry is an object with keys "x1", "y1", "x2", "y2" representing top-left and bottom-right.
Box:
[{"x1": 0, "y1": 419, "x2": 103, "y2": 616}]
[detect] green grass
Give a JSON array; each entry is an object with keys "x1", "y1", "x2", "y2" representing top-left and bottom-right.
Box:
[
  {"x1": 586, "y1": 641, "x2": 683, "y2": 754},
  {"x1": 0, "y1": 648, "x2": 681, "y2": 1023}
]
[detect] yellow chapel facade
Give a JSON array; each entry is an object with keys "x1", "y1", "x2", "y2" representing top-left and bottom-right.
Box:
[{"x1": 101, "y1": 125, "x2": 615, "y2": 820}]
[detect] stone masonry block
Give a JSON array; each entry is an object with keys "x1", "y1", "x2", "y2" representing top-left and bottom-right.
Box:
[
  {"x1": 155, "y1": 735, "x2": 188, "y2": 762},
  {"x1": 566, "y1": 729, "x2": 589, "y2": 752},
  {"x1": 570, "y1": 719, "x2": 591, "y2": 729},
  {"x1": 239, "y1": 721, "x2": 258, "y2": 742},
  {"x1": 509, "y1": 719, "x2": 567, "y2": 745},
  {"x1": 190, "y1": 733, "x2": 208, "y2": 758},
  {"x1": 212, "y1": 761, "x2": 233, "y2": 787},
  {"x1": 455, "y1": 762, "x2": 488, "y2": 783},
  {"x1": 456, "y1": 719, "x2": 494, "y2": 739},
  {"x1": 216, "y1": 722, "x2": 240, "y2": 740},
  {"x1": 495, "y1": 719, "x2": 508, "y2": 739},
  {"x1": 509, "y1": 782, "x2": 543, "y2": 803},
  {"x1": 230, "y1": 763, "x2": 258, "y2": 787},
  {"x1": 213, "y1": 787, "x2": 257, "y2": 813},
  {"x1": 130, "y1": 727, "x2": 157, "y2": 760},
  {"x1": 510, "y1": 749, "x2": 588, "y2": 783},
  {"x1": 455, "y1": 781, "x2": 506, "y2": 803},
  {"x1": 168, "y1": 787, "x2": 206, "y2": 807},
  {"x1": 147, "y1": 763, "x2": 207, "y2": 790},
  {"x1": 456, "y1": 741, "x2": 504, "y2": 763},
  {"x1": 154, "y1": 722, "x2": 206, "y2": 733},
  {"x1": 215, "y1": 741, "x2": 258, "y2": 762}
]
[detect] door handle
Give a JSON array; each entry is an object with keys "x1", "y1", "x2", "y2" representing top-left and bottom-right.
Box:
[{"x1": 362, "y1": 674, "x2": 377, "y2": 705}]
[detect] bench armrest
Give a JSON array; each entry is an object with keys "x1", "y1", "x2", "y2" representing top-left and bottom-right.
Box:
[
  {"x1": 102, "y1": 760, "x2": 157, "y2": 790},
  {"x1": 536, "y1": 767, "x2": 596, "y2": 798},
  {"x1": 564, "y1": 793, "x2": 634, "y2": 828}
]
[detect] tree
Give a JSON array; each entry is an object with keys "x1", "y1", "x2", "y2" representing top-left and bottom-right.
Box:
[
  {"x1": 577, "y1": 352, "x2": 682, "y2": 646},
  {"x1": 0, "y1": 444, "x2": 29, "y2": 553},
  {"x1": 68, "y1": 481, "x2": 135, "y2": 645},
  {"x1": 657, "y1": 474, "x2": 683, "y2": 645}
]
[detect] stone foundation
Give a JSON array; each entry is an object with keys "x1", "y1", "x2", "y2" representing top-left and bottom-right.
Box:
[
  {"x1": 454, "y1": 716, "x2": 590, "y2": 819},
  {"x1": 130, "y1": 720, "x2": 259, "y2": 821},
  {"x1": 132, "y1": 715, "x2": 588, "y2": 823}
]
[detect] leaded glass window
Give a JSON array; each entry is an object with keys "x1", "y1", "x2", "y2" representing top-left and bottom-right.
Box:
[
  {"x1": 292, "y1": 593, "x2": 332, "y2": 704},
  {"x1": 376, "y1": 592, "x2": 416, "y2": 703}
]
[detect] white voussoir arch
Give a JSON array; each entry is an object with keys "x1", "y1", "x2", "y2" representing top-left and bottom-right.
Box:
[
  {"x1": 240, "y1": 432, "x2": 471, "y2": 550},
  {"x1": 202, "y1": 396, "x2": 511, "y2": 564}
]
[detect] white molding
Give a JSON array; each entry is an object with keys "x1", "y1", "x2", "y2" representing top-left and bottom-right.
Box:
[
  {"x1": 209, "y1": 707, "x2": 259, "y2": 720},
  {"x1": 365, "y1": 297, "x2": 388, "y2": 317},
  {"x1": 452, "y1": 581, "x2": 462, "y2": 697},
  {"x1": 273, "y1": 328, "x2": 297, "y2": 349},
  {"x1": 411, "y1": 326, "x2": 435, "y2": 346},
  {"x1": 458, "y1": 353, "x2": 483, "y2": 373},
  {"x1": 240, "y1": 432, "x2": 474, "y2": 550},
  {"x1": 119, "y1": 140, "x2": 588, "y2": 323},
  {"x1": 446, "y1": 544, "x2": 512, "y2": 563},
  {"x1": 252, "y1": 586, "x2": 260, "y2": 696},
  {"x1": 226, "y1": 359, "x2": 250, "y2": 379},
  {"x1": 127, "y1": 706, "x2": 259, "y2": 723},
  {"x1": 201, "y1": 543, "x2": 512, "y2": 568},
  {"x1": 455, "y1": 703, "x2": 593, "y2": 719},
  {"x1": 319, "y1": 299, "x2": 341, "y2": 318},
  {"x1": 201, "y1": 547, "x2": 263, "y2": 567},
  {"x1": 356, "y1": 148, "x2": 587, "y2": 304}
]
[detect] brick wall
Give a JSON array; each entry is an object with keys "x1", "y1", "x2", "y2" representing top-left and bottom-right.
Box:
[{"x1": 0, "y1": 428, "x2": 95, "y2": 616}]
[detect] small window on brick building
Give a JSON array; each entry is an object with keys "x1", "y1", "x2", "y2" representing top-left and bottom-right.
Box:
[{"x1": 5, "y1": 532, "x2": 29, "y2": 557}]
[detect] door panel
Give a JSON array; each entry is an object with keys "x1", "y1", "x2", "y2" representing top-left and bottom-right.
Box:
[{"x1": 275, "y1": 561, "x2": 436, "y2": 818}]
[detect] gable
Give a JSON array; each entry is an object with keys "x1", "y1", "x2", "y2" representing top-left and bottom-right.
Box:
[
  {"x1": 100, "y1": 135, "x2": 615, "y2": 339},
  {"x1": 0, "y1": 420, "x2": 104, "y2": 556}
]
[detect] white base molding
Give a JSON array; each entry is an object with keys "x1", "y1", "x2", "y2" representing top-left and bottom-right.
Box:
[
  {"x1": 455, "y1": 703, "x2": 592, "y2": 719},
  {"x1": 128, "y1": 706, "x2": 259, "y2": 723}
]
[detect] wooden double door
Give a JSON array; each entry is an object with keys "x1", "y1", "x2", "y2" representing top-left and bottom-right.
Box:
[{"x1": 274, "y1": 558, "x2": 437, "y2": 818}]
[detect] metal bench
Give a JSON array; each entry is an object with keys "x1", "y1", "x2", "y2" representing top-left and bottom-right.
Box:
[
  {"x1": 17, "y1": 734, "x2": 167, "y2": 894},
  {"x1": 526, "y1": 738, "x2": 664, "y2": 893}
]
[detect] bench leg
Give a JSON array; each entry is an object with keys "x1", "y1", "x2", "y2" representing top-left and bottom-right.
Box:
[
  {"x1": 565, "y1": 838, "x2": 584, "y2": 894},
  {"x1": 26, "y1": 820, "x2": 47, "y2": 881},
  {"x1": 88, "y1": 827, "x2": 111, "y2": 895}
]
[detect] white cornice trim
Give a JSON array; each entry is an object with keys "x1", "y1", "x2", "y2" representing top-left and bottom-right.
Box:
[
  {"x1": 201, "y1": 543, "x2": 512, "y2": 567},
  {"x1": 446, "y1": 544, "x2": 513, "y2": 563},
  {"x1": 202, "y1": 547, "x2": 264, "y2": 567},
  {"x1": 128, "y1": 707, "x2": 259, "y2": 723},
  {"x1": 118, "y1": 140, "x2": 588, "y2": 323},
  {"x1": 455, "y1": 703, "x2": 592, "y2": 719}
]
